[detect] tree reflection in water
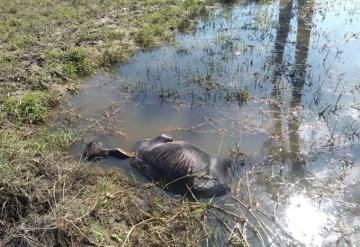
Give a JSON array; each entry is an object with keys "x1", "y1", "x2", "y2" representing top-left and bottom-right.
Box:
[{"x1": 269, "y1": 0, "x2": 314, "y2": 171}]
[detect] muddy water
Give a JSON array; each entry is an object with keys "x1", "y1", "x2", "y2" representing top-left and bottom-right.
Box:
[{"x1": 65, "y1": 0, "x2": 360, "y2": 246}]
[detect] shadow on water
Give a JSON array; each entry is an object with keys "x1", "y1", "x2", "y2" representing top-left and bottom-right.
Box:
[{"x1": 61, "y1": 0, "x2": 360, "y2": 245}]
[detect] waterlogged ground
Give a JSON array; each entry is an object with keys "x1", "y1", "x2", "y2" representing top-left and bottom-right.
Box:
[{"x1": 64, "y1": 0, "x2": 360, "y2": 246}]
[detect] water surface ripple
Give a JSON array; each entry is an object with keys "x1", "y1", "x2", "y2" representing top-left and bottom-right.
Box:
[{"x1": 66, "y1": 0, "x2": 360, "y2": 245}]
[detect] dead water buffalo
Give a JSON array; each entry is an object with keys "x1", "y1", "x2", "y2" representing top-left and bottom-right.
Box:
[{"x1": 84, "y1": 134, "x2": 236, "y2": 198}]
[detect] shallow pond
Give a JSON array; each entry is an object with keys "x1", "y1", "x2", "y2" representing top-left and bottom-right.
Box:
[{"x1": 65, "y1": 0, "x2": 360, "y2": 245}]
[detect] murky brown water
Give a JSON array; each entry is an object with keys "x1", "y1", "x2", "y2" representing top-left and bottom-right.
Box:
[{"x1": 64, "y1": 0, "x2": 360, "y2": 245}]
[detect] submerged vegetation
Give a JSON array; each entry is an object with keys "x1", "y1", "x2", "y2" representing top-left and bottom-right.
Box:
[
  {"x1": 0, "y1": 0, "x2": 242, "y2": 246},
  {"x1": 1, "y1": 0, "x2": 359, "y2": 245}
]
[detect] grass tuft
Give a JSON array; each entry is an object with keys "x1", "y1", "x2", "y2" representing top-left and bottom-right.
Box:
[
  {"x1": 100, "y1": 42, "x2": 132, "y2": 66},
  {"x1": 63, "y1": 47, "x2": 94, "y2": 78},
  {"x1": 0, "y1": 0, "x2": 243, "y2": 246},
  {"x1": 3, "y1": 91, "x2": 57, "y2": 124},
  {"x1": 135, "y1": 27, "x2": 155, "y2": 48},
  {"x1": 236, "y1": 88, "x2": 251, "y2": 105}
]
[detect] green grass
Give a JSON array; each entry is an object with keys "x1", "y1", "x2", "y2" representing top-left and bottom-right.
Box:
[
  {"x1": 3, "y1": 91, "x2": 56, "y2": 124},
  {"x1": 0, "y1": 0, "x2": 218, "y2": 95},
  {"x1": 0, "y1": 0, "x2": 239, "y2": 246},
  {"x1": 0, "y1": 124, "x2": 212, "y2": 246},
  {"x1": 135, "y1": 26, "x2": 156, "y2": 48},
  {"x1": 62, "y1": 47, "x2": 95, "y2": 78}
]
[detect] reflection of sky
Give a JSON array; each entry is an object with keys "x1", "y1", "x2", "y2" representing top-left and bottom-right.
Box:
[
  {"x1": 285, "y1": 195, "x2": 333, "y2": 246},
  {"x1": 302, "y1": 0, "x2": 360, "y2": 132},
  {"x1": 67, "y1": 0, "x2": 360, "y2": 245}
]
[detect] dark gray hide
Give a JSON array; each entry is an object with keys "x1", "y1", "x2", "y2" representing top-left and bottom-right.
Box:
[{"x1": 130, "y1": 134, "x2": 232, "y2": 198}]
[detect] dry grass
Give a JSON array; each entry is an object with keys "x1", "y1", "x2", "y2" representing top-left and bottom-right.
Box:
[
  {"x1": 0, "y1": 122, "x2": 214, "y2": 246},
  {"x1": 0, "y1": 0, "x2": 273, "y2": 245},
  {"x1": 0, "y1": 0, "x2": 244, "y2": 246},
  {"x1": 0, "y1": 0, "x2": 217, "y2": 96}
]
